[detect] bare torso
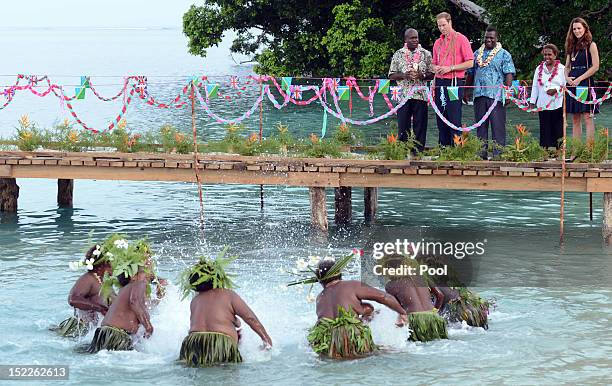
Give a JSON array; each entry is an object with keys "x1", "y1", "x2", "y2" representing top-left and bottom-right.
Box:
[
  {"x1": 102, "y1": 280, "x2": 149, "y2": 334},
  {"x1": 69, "y1": 272, "x2": 107, "y2": 323},
  {"x1": 385, "y1": 278, "x2": 435, "y2": 313},
  {"x1": 316, "y1": 280, "x2": 407, "y2": 321},
  {"x1": 189, "y1": 289, "x2": 242, "y2": 342},
  {"x1": 189, "y1": 288, "x2": 272, "y2": 347}
]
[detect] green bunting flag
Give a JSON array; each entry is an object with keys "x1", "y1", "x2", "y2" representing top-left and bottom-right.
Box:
[
  {"x1": 575, "y1": 86, "x2": 588, "y2": 102},
  {"x1": 447, "y1": 86, "x2": 459, "y2": 101},
  {"x1": 80, "y1": 76, "x2": 90, "y2": 89},
  {"x1": 281, "y1": 77, "x2": 292, "y2": 91},
  {"x1": 378, "y1": 79, "x2": 390, "y2": 94},
  {"x1": 206, "y1": 84, "x2": 219, "y2": 99},
  {"x1": 74, "y1": 76, "x2": 90, "y2": 100},
  {"x1": 75, "y1": 87, "x2": 86, "y2": 100},
  {"x1": 337, "y1": 86, "x2": 350, "y2": 100}
]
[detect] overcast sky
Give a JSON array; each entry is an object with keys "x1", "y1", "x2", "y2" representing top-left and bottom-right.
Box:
[{"x1": 2, "y1": 0, "x2": 200, "y2": 28}]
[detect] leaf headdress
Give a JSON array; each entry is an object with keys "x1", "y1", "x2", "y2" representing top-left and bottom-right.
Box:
[
  {"x1": 287, "y1": 252, "x2": 354, "y2": 287},
  {"x1": 179, "y1": 246, "x2": 238, "y2": 300},
  {"x1": 99, "y1": 234, "x2": 153, "y2": 301}
]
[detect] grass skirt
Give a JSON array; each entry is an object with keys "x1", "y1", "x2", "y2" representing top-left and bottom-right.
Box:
[
  {"x1": 87, "y1": 326, "x2": 133, "y2": 353},
  {"x1": 443, "y1": 288, "x2": 490, "y2": 329},
  {"x1": 50, "y1": 316, "x2": 89, "y2": 338},
  {"x1": 179, "y1": 332, "x2": 242, "y2": 367},
  {"x1": 408, "y1": 310, "x2": 448, "y2": 342},
  {"x1": 308, "y1": 307, "x2": 377, "y2": 359}
]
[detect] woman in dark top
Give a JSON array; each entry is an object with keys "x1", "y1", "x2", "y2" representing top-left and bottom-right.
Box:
[{"x1": 564, "y1": 17, "x2": 600, "y2": 142}]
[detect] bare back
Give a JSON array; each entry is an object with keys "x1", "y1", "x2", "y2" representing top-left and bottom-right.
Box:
[
  {"x1": 189, "y1": 288, "x2": 272, "y2": 346},
  {"x1": 316, "y1": 280, "x2": 406, "y2": 320},
  {"x1": 438, "y1": 286, "x2": 459, "y2": 308},
  {"x1": 69, "y1": 272, "x2": 107, "y2": 322},
  {"x1": 385, "y1": 278, "x2": 434, "y2": 313},
  {"x1": 102, "y1": 281, "x2": 150, "y2": 334}
]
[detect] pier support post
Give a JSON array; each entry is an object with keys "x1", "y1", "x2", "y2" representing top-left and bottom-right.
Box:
[
  {"x1": 603, "y1": 193, "x2": 612, "y2": 245},
  {"x1": 0, "y1": 178, "x2": 19, "y2": 212},
  {"x1": 334, "y1": 186, "x2": 352, "y2": 224},
  {"x1": 364, "y1": 187, "x2": 378, "y2": 223},
  {"x1": 57, "y1": 179, "x2": 74, "y2": 208},
  {"x1": 309, "y1": 187, "x2": 328, "y2": 231}
]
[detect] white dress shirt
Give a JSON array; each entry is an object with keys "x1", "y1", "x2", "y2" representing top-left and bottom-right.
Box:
[{"x1": 529, "y1": 62, "x2": 566, "y2": 110}]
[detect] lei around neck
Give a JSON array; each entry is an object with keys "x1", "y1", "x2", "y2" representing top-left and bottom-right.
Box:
[
  {"x1": 537, "y1": 60, "x2": 560, "y2": 87},
  {"x1": 476, "y1": 43, "x2": 502, "y2": 68}
]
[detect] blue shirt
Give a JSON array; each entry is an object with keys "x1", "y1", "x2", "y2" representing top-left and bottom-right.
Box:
[{"x1": 469, "y1": 47, "x2": 515, "y2": 100}]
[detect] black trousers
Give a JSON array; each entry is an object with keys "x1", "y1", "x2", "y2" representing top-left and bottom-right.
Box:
[
  {"x1": 475, "y1": 96, "x2": 507, "y2": 153},
  {"x1": 538, "y1": 107, "x2": 563, "y2": 148},
  {"x1": 434, "y1": 78, "x2": 464, "y2": 146},
  {"x1": 397, "y1": 99, "x2": 428, "y2": 151}
]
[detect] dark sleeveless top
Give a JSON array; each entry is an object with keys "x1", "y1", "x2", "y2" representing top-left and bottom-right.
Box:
[
  {"x1": 569, "y1": 43, "x2": 594, "y2": 87},
  {"x1": 566, "y1": 42, "x2": 598, "y2": 114}
]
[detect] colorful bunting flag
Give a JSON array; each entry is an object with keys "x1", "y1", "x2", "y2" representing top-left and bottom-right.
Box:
[
  {"x1": 390, "y1": 86, "x2": 401, "y2": 101},
  {"x1": 511, "y1": 80, "x2": 520, "y2": 96},
  {"x1": 337, "y1": 86, "x2": 350, "y2": 100},
  {"x1": 281, "y1": 77, "x2": 292, "y2": 91},
  {"x1": 206, "y1": 83, "x2": 219, "y2": 99},
  {"x1": 229, "y1": 76, "x2": 239, "y2": 89},
  {"x1": 331, "y1": 78, "x2": 341, "y2": 91},
  {"x1": 74, "y1": 76, "x2": 90, "y2": 100},
  {"x1": 2, "y1": 88, "x2": 15, "y2": 99},
  {"x1": 447, "y1": 86, "x2": 459, "y2": 101},
  {"x1": 575, "y1": 86, "x2": 588, "y2": 102},
  {"x1": 75, "y1": 87, "x2": 86, "y2": 100},
  {"x1": 80, "y1": 76, "x2": 90, "y2": 89},
  {"x1": 378, "y1": 79, "x2": 390, "y2": 94},
  {"x1": 291, "y1": 85, "x2": 303, "y2": 100}
]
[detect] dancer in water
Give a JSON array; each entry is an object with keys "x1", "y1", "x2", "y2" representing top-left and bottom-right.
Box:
[
  {"x1": 382, "y1": 254, "x2": 448, "y2": 342},
  {"x1": 51, "y1": 244, "x2": 112, "y2": 337},
  {"x1": 179, "y1": 247, "x2": 272, "y2": 367},
  {"x1": 86, "y1": 235, "x2": 155, "y2": 353},
  {"x1": 290, "y1": 253, "x2": 408, "y2": 359}
]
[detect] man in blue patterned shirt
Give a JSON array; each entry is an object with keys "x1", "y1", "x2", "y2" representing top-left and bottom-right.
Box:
[{"x1": 465, "y1": 26, "x2": 515, "y2": 158}]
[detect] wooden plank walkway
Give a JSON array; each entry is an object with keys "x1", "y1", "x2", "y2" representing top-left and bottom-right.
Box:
[{"x1": 2, "y1": 150, "x2": 612, "y2": 192}]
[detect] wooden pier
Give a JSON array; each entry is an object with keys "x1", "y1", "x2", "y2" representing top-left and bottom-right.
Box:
[{"x1": 2, "y1": 150, "x2": 612, "y2": 240}]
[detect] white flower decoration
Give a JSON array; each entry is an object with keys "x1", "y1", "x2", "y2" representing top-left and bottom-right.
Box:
[
  {"x1": 68, "y1": 261, "x2": 82, "y2": 271},
  {"x1": 92, "y1": 249, "x2": 101, "y2": 257},
  {"x1": 323, "y1": 256, "x2": 335, "y2": 262},
  {"x1": 106, "y1": 252, "x2": 113, "y2": 258},
  {"x1": 85, "y1": 258, "x2": 95, "y2": 271},
  {"x1": 296, "y1": 258, "x2": 308, "y2": 270},
  {"x1": 306, "y1": 293, "x2": 316, "y2": 303},
  {"x1": 308, "y1": 255, "x2": 321, "y2": 266},
  {"x1": 113, "y1": 239, "x2": 129, "y2": 249}
]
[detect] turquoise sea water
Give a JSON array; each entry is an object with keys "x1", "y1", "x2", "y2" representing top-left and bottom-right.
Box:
[{"x1": 1, "y1": 28, "x2": 612, "y2": 385}]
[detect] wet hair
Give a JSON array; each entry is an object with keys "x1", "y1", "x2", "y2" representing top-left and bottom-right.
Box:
[
  {"x1": 316, "y1": 260, "x2": 341, "y2": 285},
  {"x1": 542, "y1": 44, "x2": 559, "y2": 57},
  {"x1": 565, "y1": 17, "x2": 592, "y2": 54},
  {"x1": 117, "y1": 272, "x2": 131, "y2": 287},
  {"x1": 189, "y1": 272, "x2": 214, "y2": 292},
  {"x1": 436, "y1": 12, "x2": 451, "y2": 22}
]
